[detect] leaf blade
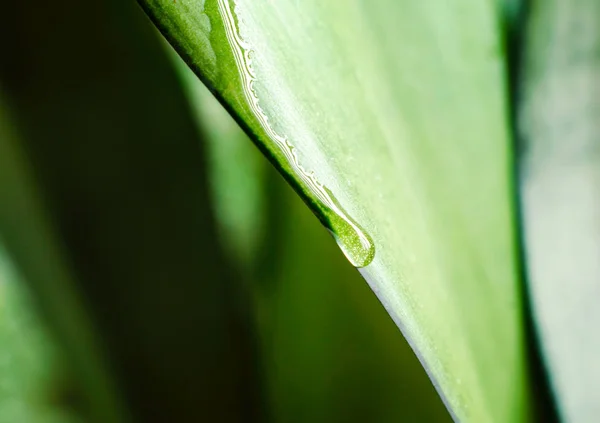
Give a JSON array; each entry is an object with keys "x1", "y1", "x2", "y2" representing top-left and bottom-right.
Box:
[
  {"x1": 176, "y1": 63, "x2": 452, "y2": 422},
  {"x1": 140, "y1": 1, "x2": 532, "y2": 421}
]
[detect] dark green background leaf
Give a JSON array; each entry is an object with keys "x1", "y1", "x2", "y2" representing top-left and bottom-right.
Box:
[{"x1": 0, "y1": 1, "x2": 260, "y2": 421}]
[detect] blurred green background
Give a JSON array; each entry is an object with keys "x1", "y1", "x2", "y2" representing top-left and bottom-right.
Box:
[{"x1": 0, "y1": 0, "x2": 451, "y2": 422}]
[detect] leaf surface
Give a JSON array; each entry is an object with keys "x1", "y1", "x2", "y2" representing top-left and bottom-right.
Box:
[
  {"x1": 176, "y1": 64, "x2": 452, "y2": 422},
  {"x1": 140, "y1": 0, "x2": 531, "y2": 421}
]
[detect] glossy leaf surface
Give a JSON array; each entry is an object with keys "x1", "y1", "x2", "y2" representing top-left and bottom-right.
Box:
[
  {"x1": 140, "y1": 1, "x2": 531, "y2": 421},
  {"x1": 176, "y1": 64, "x2": 452, "y2": 422}
]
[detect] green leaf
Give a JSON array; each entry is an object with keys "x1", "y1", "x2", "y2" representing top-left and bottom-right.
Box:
[
  {"x1": 0, "y1": 245, "x2": 82, "y2": 423},
  {"x1": 139, "y1": 1, "x2": 532, "y2": 421},
  {"x1": 255, "y1": 179, "x2": 452, "y2": 423},
  {"x1": 0, "y1": 1, "x2": 261, "y2": 422},
  {"x1": 175, "y1": 61, "x2": 451, "y2": 422},
  {"x1": 172, "y1": 49, "x2": 269, "y2": 268},
  {"x1": 0, "y1": 91, "x2": 127, "y2": 423},
  {"x1": 519, "y1": 0, "x2": 600, "y2": 421}
]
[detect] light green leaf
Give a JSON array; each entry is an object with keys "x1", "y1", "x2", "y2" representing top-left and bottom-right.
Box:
[
  {"x1": 519, "y1": 0, "x2": 600, "y2": 421},
  {"x1": 174, "y1": 61, "x2": 451, "y2": 421},
  {"x1": 139, "y1": 1, "x2": 531, "y2": 421}
]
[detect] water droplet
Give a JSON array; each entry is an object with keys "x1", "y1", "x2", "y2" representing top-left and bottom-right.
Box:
[
  {"x1": 319, "y1": 187, "x2": 375, "y2": 267},
  {"x1": 216, "y1": 0, "x2": 375, "y2": 267}
]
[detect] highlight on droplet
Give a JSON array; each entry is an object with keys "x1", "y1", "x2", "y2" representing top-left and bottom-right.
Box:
[{"x1": 216, "y1": 0, "x2": 375, "y2": 267}]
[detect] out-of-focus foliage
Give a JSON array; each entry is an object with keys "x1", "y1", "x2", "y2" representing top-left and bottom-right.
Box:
[
  {"x1": 0, "y1": 93, "x2": 125, "y2": 423},
  {"x1": 140, "y1": 1, "x2": 531, "y2": 421},
  {"x1": 173, "y1": 54, "x2": 268, "y2": 269},
  {"x1": 519, "y1": 0, "x2": 600, "y2": 421},
  {"x1": 0, "y1": 247, "x2": 81, "y2": 423},
  {"x1": 0, "y1": 0, "x2": 260, "y2": 422}
]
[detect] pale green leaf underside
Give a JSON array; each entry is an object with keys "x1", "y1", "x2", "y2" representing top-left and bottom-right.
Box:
[{"x1": 139, "y1": 1, "x2": 530, "y2": 421}]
